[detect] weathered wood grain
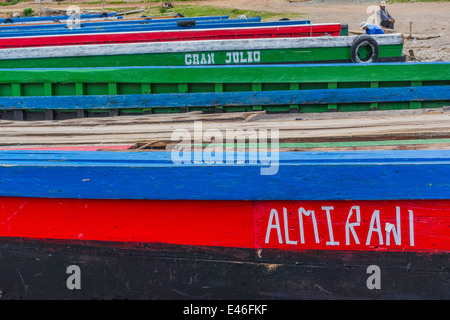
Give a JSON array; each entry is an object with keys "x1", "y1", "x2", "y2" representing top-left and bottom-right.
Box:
[
  {"x1": 1, "y1": 86, "x2": 445, "y2": 111},
  {"x1": 0, "y1": 238, "x2": 447, "y2": 299},
  {"x1": 1, "y1": 110, "x2": 450, "y2": 149},
  {"x1": 0, "y1": 150, "x2": 449, "y2": 200}
]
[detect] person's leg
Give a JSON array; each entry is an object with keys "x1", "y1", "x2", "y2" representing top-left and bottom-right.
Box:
[
  {"x1": 380, "y1": 20, "x2": 394, "y2": 29},
  {"x1": 380, "y1": 20, "x2": 389, "y2": 28}
]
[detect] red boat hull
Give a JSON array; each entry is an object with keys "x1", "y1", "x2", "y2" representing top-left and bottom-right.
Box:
[
  {"x1": 0, "y1": 197, "x2": 448, "y2": 299},
  {"x1": 0, "y1": 197, "x2": 447, "y2": 252},
  {"x1": 0, "y1": 24, "x2": 342, "y2": 49}
]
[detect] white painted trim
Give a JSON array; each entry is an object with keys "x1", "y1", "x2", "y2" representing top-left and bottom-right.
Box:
[{"x1": 0, "y1": 34, "x2": 403, "y2": 60}]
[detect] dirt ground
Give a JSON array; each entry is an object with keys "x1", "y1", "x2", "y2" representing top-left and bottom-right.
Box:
[{"x1": 0, "y1": 0, "x2": 448, "y2": 61}]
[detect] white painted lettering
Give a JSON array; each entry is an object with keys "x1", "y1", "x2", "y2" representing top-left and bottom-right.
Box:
[
  {"x1": 207, "y1": 53, "x2": 215, "y2": 65},
  {"x1": 247, "y1": 51, "x2": 253, "y2": 63},
  {"x1": 192, "y1": 54, "x2": 199, "y2": 65},
  {"x1": 283, "y1": 208, "x2": 297, "y2": 245},
  {"x1": 385, "y1": 206, "x2": 401, "y2": 246},
  {"x1": 409, "y1": 210, "x2": 415, "y2": 246},
  {"x1": 185, "y1": 54, "x2": 192, "y2": 66},
  {"x1": 200, "y1": 53, "x2": 207, "y2": 65},
  {"x1": 366, "y1": 210, "x2": 384, "y2": 245},
  {"x1": 232, "y1": 52, "x2": 240, "y2": 63},
  {"x1": 253, "y1": 51, "x2": 261, "y2": 62},
  {"x1": 298, "y1": 208, "x2": 319, "y2": 244},
  {"x1": 265, "y1": 209, "x2": 283, "y2": 244},
  {"x1": 323, "y1": 206, "x2": 340, "y2": 245},
  {"x1": 239, "y1": 51, "x2": 247, "y2": 63},
  {"x1": 225, "y1": 52, "x2": 232, "y2": 64},
  {"x1": 345, "y1": 206, "x2": 361, "y2": 245}
]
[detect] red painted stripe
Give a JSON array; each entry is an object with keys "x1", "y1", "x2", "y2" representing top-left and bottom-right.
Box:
[
  {"x1": 0, "y1": 197, "x2": 447, "y2": 252},
  {"x1": 0, "y1": 24, "x2": 341, "y2": 49},
  {"x1": 0, "y1": 197, "x2": 254, "y2": 248}
]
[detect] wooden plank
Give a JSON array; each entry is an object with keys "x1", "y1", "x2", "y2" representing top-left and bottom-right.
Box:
[
  {"x1": 0, "y1": 86, "x2": 447, "y2": 111},
  {"x1": 2, "y1": 110, "x2": 450, "y2": 148},
  {"x1": 2, "y1": 120, "x2": 450, "y2": 146},
  {"x1": 1, "y1": 111, "x2": 449, "y2": 133},
  {"x1": 0, "y1": 111, "x2": 261, "y2": 127},
  {"x1": 0, "y1": 150, "x2": 449, "y2": 200}
]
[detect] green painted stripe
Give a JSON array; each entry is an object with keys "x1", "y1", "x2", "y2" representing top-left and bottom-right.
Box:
[{"x1": 0, "y1": 62, "x2": 448, "y2": 85}]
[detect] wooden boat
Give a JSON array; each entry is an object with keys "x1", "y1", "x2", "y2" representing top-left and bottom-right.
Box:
[
  {"x1": 0, "y1": 149, "x2": 447, "y2": 299},
  {"x1": 0, "y1": 23, "x2": 342, "y2": 49},
  {"x1": 0, "y1": 15, "x2": 247, "y2": 34},
  {"x1": 0, "y1": 14, "x2": 223, "y2": 28},
  {"x1": 0, "y1": 34, "x2": 405, "y2": 69},
  {"x1": 0, "y1": 19, "x2": 318, "y2": 39},
  {"x1": 0, "y1": 62, "x2": 447, "y2": 120}
]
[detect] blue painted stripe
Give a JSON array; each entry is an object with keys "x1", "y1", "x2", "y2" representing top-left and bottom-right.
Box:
[
  {"x1": 0, "y1": 19, "x2": 313, "y2": 37},
  {"x1": 0, "y1": 16, "x2": 255, "y2": 33},
  {"x1": 0, "y1": 150, "x2": 449, "y2": 200},
  {"x1": 0, "y1": 16, "x2": 236, "y2": 32},
  {"x1": 0, "y1": 86, "x2": 448, "y2": 110}
]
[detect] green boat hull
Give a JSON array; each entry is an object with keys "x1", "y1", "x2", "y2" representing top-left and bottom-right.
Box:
[
  {"x1": 0, "y1": 62, "x2": 447, "y2": 119},
  {"x1": 0, "y1": 45, "x2": 404, "y2": 69},
  {"x1": 0, "y1": 35, "x2": 405, "y2": 69}
]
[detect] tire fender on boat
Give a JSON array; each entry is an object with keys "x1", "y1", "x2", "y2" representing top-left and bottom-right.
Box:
[{"x1": 350, "y1": 34, "x2": 379, "y2": 63}]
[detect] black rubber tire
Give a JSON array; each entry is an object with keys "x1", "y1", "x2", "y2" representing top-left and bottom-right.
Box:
[
  {"x1": 100, "y1": 12, "x2": 108, "y2": 18},
  {"x1": 175, "y1": 13, "x2": 185, "y2": 18},
  {"x1": 350, "y1": 34, "x2": 379, "y2": 63},
  {"x1": 177, "y1": 20, "x2": 195, "y2": 27},
  {"x1": 279, "y1": 17, "x2": 290, "y2": 21},
  {"x1": 4, "y1": 18, "x2": 13, "y2": 24}
]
